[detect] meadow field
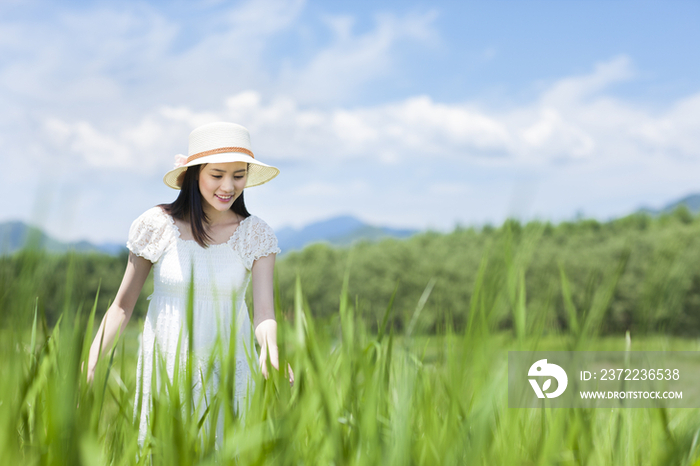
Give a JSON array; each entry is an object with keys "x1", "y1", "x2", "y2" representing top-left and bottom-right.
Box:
[{"x1": 2, "y1": 211, "x2": 700, "y2": 465}]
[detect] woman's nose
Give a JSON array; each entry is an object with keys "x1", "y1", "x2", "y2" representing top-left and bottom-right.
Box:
[{"x1": 221, "y1": 177, "x2": 235, "y2": 192}]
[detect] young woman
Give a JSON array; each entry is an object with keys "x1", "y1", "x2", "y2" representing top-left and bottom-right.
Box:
[{"x1": 86, "y1": 122, "x2": 291, "y2": 443}]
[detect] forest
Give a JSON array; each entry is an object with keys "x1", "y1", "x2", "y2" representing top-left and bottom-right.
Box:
[{"x1": 3, "y1": 206, "x2": 699, "y2": 337}]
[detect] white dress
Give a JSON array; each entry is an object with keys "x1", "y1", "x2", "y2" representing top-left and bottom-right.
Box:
[{"x1": 126, "y1": 206, "x2": 280, "y2": 443}]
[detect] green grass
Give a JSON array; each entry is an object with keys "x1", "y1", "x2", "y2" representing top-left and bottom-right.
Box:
[{"x1": 1, "y1": 252, "x2": 700, "y2": 465}]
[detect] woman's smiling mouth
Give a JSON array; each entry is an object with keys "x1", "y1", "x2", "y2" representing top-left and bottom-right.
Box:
[{"x1": 215, "y1": 194, "x2": 233, "y2": 202}]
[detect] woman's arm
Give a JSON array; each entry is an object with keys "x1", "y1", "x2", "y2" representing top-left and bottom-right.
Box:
[
  {"x1": 252, "y1": 253, "x2": 293, "y2": 383},
  {"x1": 251, "y1": 253, "x2": 276, "y2": 329},
  {"x1": 86, "y1": 252, "x2": 152, "y2": 382},
  {"x1": 252, "y1": 253, "x2": 277, "y2": 378}
]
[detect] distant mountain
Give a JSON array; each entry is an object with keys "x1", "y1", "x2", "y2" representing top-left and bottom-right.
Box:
[
  {"x1": 0, "y1": 221, "x2": 124, "y2": 256},
  {"x1": 17, "y1": 191, "x2": 700, "y2": 257},
  {"x1": 1, "y1": 215, "x2": 417, "y2": 256},
  {"x1": 276, "y1": 215, "x2": 417, "y2": 252},
  {"x1": 6, "y1": 192, "x2": 700, "y2": 256},
  {"x1": 638, "y1": 193, "x2": 700, "y2": 215}
]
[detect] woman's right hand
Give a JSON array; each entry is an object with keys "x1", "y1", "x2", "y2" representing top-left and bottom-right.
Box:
[{"x1": 86, "y1": 252, "x2": 152, "y2": 386}]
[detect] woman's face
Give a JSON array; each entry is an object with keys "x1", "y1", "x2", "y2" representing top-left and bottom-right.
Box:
[{"x1": 197, "y1": 162, "x2": 247, "y2": 213}]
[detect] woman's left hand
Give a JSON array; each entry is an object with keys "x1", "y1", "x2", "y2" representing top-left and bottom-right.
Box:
[{"x1": 256, "y1": 319, "x2": 294, "y2": 386}]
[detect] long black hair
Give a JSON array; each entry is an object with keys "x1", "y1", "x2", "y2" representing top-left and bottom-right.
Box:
[{"x1": 160, "y1": 164, "x2": 251, "y2": 247}]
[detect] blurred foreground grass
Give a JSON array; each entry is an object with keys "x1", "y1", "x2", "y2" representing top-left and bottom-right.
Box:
[{"x1": 2, "y1": 241, "x2": 700, "y2": 465}]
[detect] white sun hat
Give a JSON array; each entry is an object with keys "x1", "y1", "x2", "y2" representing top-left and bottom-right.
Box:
[{"x1": 163, "y1": 122, "x2": 279, "y2": 190}]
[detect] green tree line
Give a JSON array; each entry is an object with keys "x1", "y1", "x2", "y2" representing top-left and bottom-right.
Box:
[{"x1": 2, "y1": 207, "x2": 700, "y2": 336}]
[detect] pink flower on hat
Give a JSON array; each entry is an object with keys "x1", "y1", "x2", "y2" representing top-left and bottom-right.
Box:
[{"x1": 173, "y1": 154, "x2": 188, "y2": 168}]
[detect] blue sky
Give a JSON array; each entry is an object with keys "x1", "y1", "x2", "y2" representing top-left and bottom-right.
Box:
[{"x1": 1, "y1": 0, "x2": 699, "y2": 243}]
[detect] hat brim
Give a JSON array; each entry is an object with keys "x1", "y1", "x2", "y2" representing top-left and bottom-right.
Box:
[{"x1": 163, "y1": 152, "x2": 279, "y2": 190}]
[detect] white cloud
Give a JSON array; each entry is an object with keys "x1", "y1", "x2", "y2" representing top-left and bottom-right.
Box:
[
  {"x1": 518, "y1": 108, "x2": 595, "y2": 159},
  {"x1": 0, "y1": 0, "x2": 311, "y2": 117},
  {"x1": 541, "y1": 55, "x2": 634, "y2": 106},
  {"x1": 634, "y1": 92, "x2": 700, "y2": 156},
  {"x1": 0, "y1": 4, "x2": 175, "y2": 106},
  {"x1": 0, "y1": 0, "x2": 444, "y2": 177},
  {"x1": 42, "y1": 116, "x2": 179, "y2": 170},
  {"x1": 35, "y1": 56, "x2": 700, "y2": 178},
  {"x1": 43, "y1": 119, "x2": 134, "y2": 168},
  {"x1": 275, "y1": 10, "x2": 439, "y2": 103},
  {"x1": 1, "y1": 1, "x2": 700, "y2": 241}
]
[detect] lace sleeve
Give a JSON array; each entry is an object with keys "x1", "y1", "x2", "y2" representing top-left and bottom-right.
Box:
[
  {"x1": 238, "y1": 216, "x2": 281, "y2": 270},
  {"x1": 126, "y1": 207, "x2": 175, "y2": 263}
]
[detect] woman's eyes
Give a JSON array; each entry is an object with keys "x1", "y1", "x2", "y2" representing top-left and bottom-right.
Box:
[{"x1": 210, "y1": 175, "x2": 245, "y2": 180}]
